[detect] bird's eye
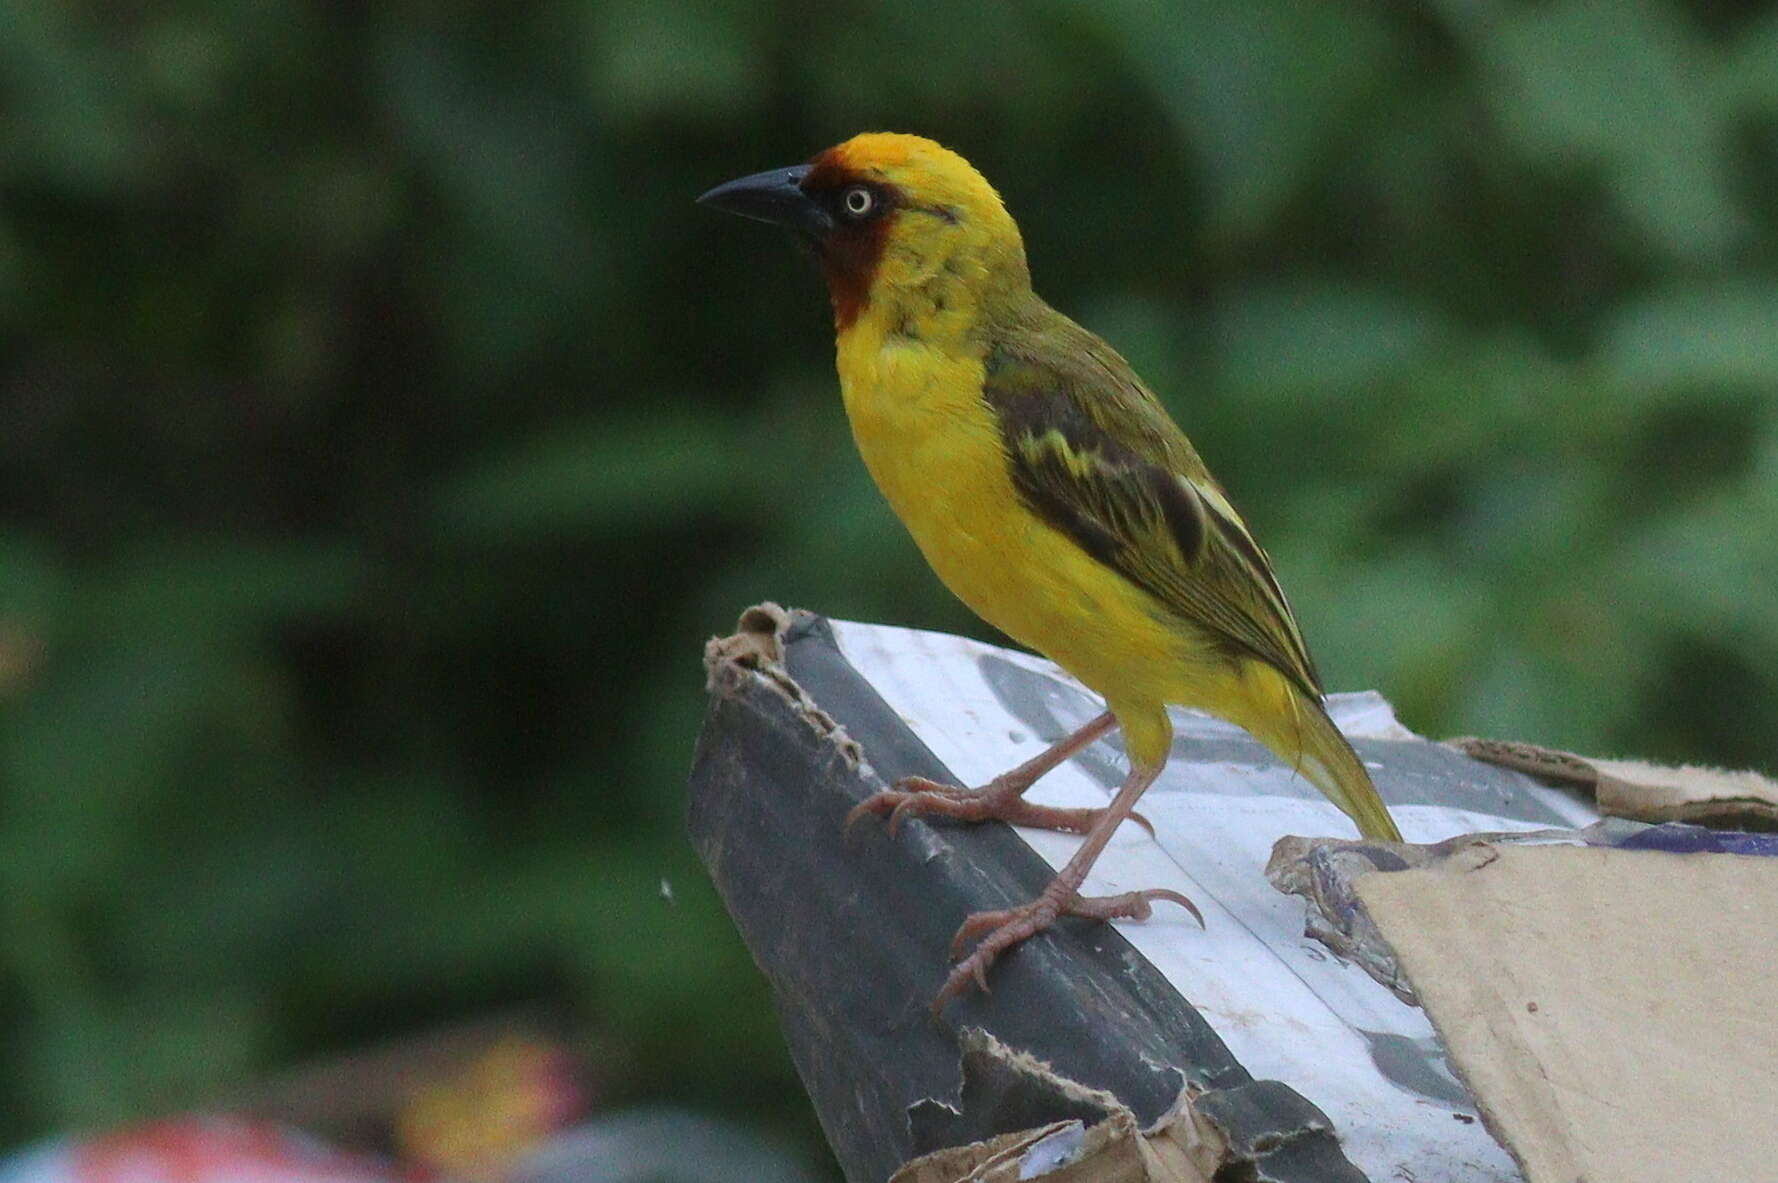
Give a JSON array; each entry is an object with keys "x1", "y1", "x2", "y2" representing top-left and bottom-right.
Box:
[{"x1": 841, "y1": 185, "x2": 875, "y2": 218}]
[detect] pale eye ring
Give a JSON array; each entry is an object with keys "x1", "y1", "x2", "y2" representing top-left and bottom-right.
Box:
[{"x1": 842, "y1": 185, "x2": 874, "y2": 218}]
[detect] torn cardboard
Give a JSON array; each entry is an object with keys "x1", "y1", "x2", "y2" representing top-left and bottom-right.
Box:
[
  {"x1": 1451, "y1": 737, "x2": 1778, "y2": 830},
  {"x1": 889, "y1": 1031, "x2": 1363, "y2": 1183},
  {"x1": 889, "y1": 1030, "x2": 1211, "y2": 1183},
  {"x1": 697, "y1": 610, "x2": 1778, "y2": 1181},
  {"x1": 703, "y1": 601, "x2": 866, "y2": 772},
  {"x1": 1265, "y1": 826, "x2": 1617, "y2": 1002},
  {"x1": 1264, "y1": 835, "x2": 1459, "y2": 1004},
  {"x1": 1357, "y1": 844, "x2": 1778, "y2": 1183}
]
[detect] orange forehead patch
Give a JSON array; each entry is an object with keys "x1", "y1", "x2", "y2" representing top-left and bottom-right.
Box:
[
  {"x1": 813, "y1": 131, "x2": 923, "y2": 174},
  {"x1": 807, "y1": 132, "x2": 974, "y2": 186}
]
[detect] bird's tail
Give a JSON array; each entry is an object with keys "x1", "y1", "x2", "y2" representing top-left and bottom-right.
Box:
[{"x1": 1251, "y1": 684, "x2": 1402, "y2": 842}]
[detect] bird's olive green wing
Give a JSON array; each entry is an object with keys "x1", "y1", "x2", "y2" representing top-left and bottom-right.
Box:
[{"x1": 982, "y1": 328, "x2": 1324, "y2": 699}]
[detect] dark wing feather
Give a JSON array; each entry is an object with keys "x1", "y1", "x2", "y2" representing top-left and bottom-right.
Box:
[{"x1": 983, "y1": 316, "x2": 1323, "y2": 698}]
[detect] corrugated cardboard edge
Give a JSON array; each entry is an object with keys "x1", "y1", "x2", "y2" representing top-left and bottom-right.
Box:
[
  {"x1": 1264, "y1": 833, "x2": 1493, "y2": 1006},
  {"x1": 704, "y1": 602, "x2": 868, "y2": 775},
  {"x1": 888, "y1": 1032, "x2": 1225, "y2": 1183},
  {"x1": 885, "y1": 1030, "x2": 1375, "y2": 1183},
  {"x1": 887, "y1": 1111, "x2": 1211, "y2": 1183},
  {"x1": 1449, "y1": 737, "x2": 1778, "y2": 830},
  {"x1": 1355, "y1": 843, "x2": 1778, "y2": 1183}
]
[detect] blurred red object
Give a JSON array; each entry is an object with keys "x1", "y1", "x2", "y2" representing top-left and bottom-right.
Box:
[{"x1": 54, "y1": 1116, "x2": 427, "y2": 1182}]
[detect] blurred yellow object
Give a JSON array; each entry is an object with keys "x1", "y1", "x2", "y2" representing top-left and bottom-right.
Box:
[
  {"x1": 394, "y1": 1037, "x2": 583, "y2": 1180},
  {"x1": 701, "y1": 133, "x2": 1401, "y2": 1009}
]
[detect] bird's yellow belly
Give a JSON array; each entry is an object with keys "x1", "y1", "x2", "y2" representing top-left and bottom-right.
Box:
[{"x1": 836, "y1": 333, "x2": 1193, "y2": 710}]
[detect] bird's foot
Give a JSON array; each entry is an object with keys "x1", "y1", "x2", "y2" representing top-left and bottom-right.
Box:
[
  {"x1": 933, "y1": 884, "x2": 1202, "y2": 1012},
  {"x1": 845, "y1": 774, "x2": 1153, "y2": 838}
]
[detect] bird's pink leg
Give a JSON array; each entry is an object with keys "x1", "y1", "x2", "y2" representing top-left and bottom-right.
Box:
[
  {"x1": 844, "y1": 712, "x2": 1152, "y2": 837},
  {"x1": 933, "y1": 759, "x2": 1200, "y2": 1012}
]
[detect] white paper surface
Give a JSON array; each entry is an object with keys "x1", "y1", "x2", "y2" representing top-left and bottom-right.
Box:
[{"x1": 830, "y1": 620, "x2": 1601, "y2": 1183}]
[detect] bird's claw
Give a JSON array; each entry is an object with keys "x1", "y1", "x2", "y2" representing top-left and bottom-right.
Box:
[
  {"x1": 1072, "y1": 887, "x2": 1204, "y2": 929},
  {"x1": 845, "y1": 775, "x2": 1154, "y2": 839},
  {"x1": 844, "y1": 776, "x2": 961, "y2": 836},
  {"x1": 931, "y1": 886, "x2": 1202, "y2": 1013}
]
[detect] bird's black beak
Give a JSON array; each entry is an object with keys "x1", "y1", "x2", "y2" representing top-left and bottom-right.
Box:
[{"x1": 697, "y1": 165, "x2": 833, "y2": 239}]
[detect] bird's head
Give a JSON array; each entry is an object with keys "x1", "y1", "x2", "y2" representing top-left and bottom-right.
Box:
[{"x1": 699, "y1": 133, "x2": 1029, "y2": 334}]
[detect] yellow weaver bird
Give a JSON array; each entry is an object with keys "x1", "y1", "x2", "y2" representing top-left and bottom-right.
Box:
[{"x1": 700, "y1": 133, "x2": 1401, "y2": 1009}]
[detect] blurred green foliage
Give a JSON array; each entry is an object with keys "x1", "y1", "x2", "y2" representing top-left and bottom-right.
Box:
[{"x1": 2, "y1": 0, "x2": 1777, "y2": 1163}]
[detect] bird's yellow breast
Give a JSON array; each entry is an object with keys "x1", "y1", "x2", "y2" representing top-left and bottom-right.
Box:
[{"x1": 834, "y1": 310, "x2": 1190, "y2": 718}]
